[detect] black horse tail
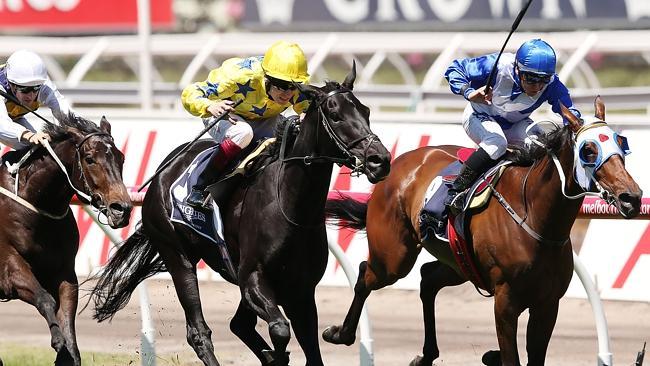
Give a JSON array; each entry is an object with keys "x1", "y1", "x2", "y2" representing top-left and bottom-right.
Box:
[
  {"x1": 325, "y1": 195, "x2": 368, "y2": 231},
  {"x1": 90, "y1": 226, "x2": 166, "y2": 322}
]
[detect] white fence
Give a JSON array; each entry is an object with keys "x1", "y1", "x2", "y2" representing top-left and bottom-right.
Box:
[{"x1": 2, "y1": 31, "x2": 650, "y2": 115}]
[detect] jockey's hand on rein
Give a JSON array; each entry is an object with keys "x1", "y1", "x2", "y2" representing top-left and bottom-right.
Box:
[
  {"x1": 207, "y1": 100, "x2": 238, "y2": 124},
  {"x1": 468, "y1": 86, "x2": 492, "y2": 105},
  {"x1": 21, "y1": 131, "x2": 51, "y2": 145}
]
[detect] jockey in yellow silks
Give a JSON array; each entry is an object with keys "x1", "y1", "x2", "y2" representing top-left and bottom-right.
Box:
[
  {"x1": 181, "y1": 40, "x2": 311, "y2": 207},
  {"x1": 0, "y1": 50, "x2": 77, "y2": 149}
]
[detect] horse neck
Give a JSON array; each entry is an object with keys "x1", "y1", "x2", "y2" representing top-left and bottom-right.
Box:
[
  {"x1": 526, "y1": 137, "x2": 582, "y2": 237},
  {"x1": 19, "y1": 141, "x2": 76, "y2": 213},
  {"x1": 279, "y1": 111, "x2": 334, "y2": 218}
]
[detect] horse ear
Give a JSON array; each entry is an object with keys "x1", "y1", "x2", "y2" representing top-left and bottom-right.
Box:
[
  {"x1": 342, "y1": 60, "x2": 356, "y2": 90},
  {"x1": 100, "y1": 116, "x2": 112, "y2": 134},
  {"x1": 296, "y1": 83, "x2": 325, "y2": 101},
  {"x1": 594, "y1": 95, "x2": 605, "y2": 121},
  {"x1": 560, "y1": 103, "x2": 582, "y2": 133}
]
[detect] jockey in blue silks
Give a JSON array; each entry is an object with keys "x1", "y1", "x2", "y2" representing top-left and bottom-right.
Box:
[{"x1": 443, "y1": 38, "x2": 582, "y2": 214}]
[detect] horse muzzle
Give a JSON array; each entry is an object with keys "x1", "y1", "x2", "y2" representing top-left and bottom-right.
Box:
[
  {"x1": 104, "y1": 201, "x2": 133, "y2": 228},
  {"x1": 364, "y1": 153, "x2": 391, "y2": 184},
  {"x1": 617, "y1": 190, "x2": 642, "y2": 219}
]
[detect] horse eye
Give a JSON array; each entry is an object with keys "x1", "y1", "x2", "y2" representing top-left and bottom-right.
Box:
[
  {"x1": 85, "y1": 156, "x2": 96, "y2": 164},
  {"x1": 579, "y1": 144, "x2": 598, "y2": 164}
]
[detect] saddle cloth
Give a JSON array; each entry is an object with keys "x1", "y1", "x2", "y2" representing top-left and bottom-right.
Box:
[
  {"x1": 419, "y1": 148, "x2": 508, "y2": 242},
  {"x1": 169, "y1": 145, "x2": 225, "y2": 243}
]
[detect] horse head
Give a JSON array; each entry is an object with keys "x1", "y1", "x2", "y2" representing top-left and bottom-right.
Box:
[
  {"x1": 46, "y1": 115, "x2": 133, "y2": 228},
  {"x1": 295, "y1": 61, "x2": 391, "y2": 183},
  {"x1": 561, "y1": 97, "x2": 643, "y2": 218}
]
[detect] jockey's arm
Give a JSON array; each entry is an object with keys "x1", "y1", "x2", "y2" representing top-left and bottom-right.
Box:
[
  {"x1": 0, "y1": 99, "x2": 30, "y2": 148},
  {"x1": 547, "y1": 80, "x2": 582, "y2": 123},
  {"x1": 445, "y1": 53, "x2": 498, "y2": 100},
  {"x1": 290, "y1": 91, "x2": 310, "y2": 115},
  {"x1": 181, "y1": 68, "x2": 237, "y2": 119}
]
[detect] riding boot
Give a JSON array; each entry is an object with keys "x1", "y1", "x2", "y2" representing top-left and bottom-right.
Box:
[
  {"x1": 186, "y1": 138, "x2": 242, "y2": 208},
  {"x1": 207, "y1": 173, "x2": 244, "y2": 208},
  {"x1": 444, "y1": 147, "x2": 496, "y2": 216}
]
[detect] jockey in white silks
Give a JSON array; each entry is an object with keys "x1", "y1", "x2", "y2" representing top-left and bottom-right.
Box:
[
  {"x1": 443, "y1": 38, "x2": 582, "y2": 214},
  {"x1": 0, "y1": 50, "x2": 77, "y2": 149}
]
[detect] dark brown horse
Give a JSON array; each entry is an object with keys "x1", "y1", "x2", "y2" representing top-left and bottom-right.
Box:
[
  {"x1": 322, "y1": 97, "x2": 642, "y2": 366},
  {"x1": 89, "y1": 65, "x2": 391, "y2": 366},
  {"x1": 0, "y1": 115, "x2": 132, "y2": 366}
]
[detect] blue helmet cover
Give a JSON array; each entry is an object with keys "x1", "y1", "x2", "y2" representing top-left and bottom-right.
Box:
[{"x1": 516, "y1": 39, "x2": 556, "y2": 76}]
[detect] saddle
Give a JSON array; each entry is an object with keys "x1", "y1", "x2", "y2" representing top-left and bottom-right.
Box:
[{"x1": 420, "y1": 148, "x2": 510, "y2": 242}]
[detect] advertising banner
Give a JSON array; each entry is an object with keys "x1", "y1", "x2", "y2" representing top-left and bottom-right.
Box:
[
  {"x1": 243, "y1": 0, "x2": 650, "y2": 31},
  {"x1": 5, "y1": 114, "x2": 649, "y2": 301},
  {"x1": 0, "y1": 0, "x2": 174, "y2": 32}
]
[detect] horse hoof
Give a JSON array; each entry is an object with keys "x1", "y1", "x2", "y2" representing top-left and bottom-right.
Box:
[
  {"x1": 409, "y1": 354, "x2": 434, "y2": 366},
  {"x1": 54, "y1": 349, "x2": 75, "y2": 366},
  {"x1": 481, "y1": 350, "x2": 501, "y2": 366},
  {"x1": 262, "y1": 349, "x2": 290, "y2": 366},
  {"x1": 322, "y1": 325, "x2": 355, "y2": 346}
]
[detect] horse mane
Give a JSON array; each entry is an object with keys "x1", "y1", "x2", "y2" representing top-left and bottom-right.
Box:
[
  {"x1": 244, "y1": 81, "x2": 342, "y2": 174},
  {"x1": 41, "y1": 112, "x2": 103, "y2": 143},
  {"x1": 0, "y1": 113, "x2": 102, "y2": 169},
  {"x1": 507, "y1": 124, "x2": 573, "y2": 166}
]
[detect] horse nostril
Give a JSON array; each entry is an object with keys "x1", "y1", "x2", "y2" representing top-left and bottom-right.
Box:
[
  {"x1": 109, "y1": 202, "x2": 131, "y2": 216},
  {"x1": 619, "y1": 192, "x2": 641, "y2": 207}
]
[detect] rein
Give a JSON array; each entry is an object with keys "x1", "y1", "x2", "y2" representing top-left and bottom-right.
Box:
[{"x1": 2, "y1": 131, "x2": 113, "y2": 220}]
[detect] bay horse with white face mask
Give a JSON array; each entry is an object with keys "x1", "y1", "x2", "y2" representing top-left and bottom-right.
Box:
[
  {"x1": 89, "y1": 64, "x2": 391, "y2": 366},
  {"x1": 322, "y1": 97, "x2": 642, "y2": 366},
  {"x1": 0, "y1": 114, "x2": 132, "y2": 366}
]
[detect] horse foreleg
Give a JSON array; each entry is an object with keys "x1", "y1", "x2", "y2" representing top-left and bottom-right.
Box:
[
  {"x1": 8, "y1": 257, "x2": 67, "y2": 356},
  {"x1": 411, "y1": 261, "x2": 466, "y2": 366},
  {"x1": 323, "y1": 236, "x2": 419, "y2": 347},
  {"x1": 229, "y1": 300, "x2": 272, "y2": 364},
  {"x1": 493, "y1": 284, "x2": 524, "y2": 366},
  {"x1": 54, "y1": 275, "x2": 81, "y2": 366},
  {"x1": 525, "y1": 300, "x2": 560, "y2": 366},
  {"x1": 283, "y1": 290, "x2": 324, "y2": 366},
  {"x1": 241, "y1": 270, "x2": 290, "y2": 366},
  {"x1": 322, "y1": 261, "x2": 373, "y2": 346},
  {"x1": 161, "y1": 247, "x2": 220, "y2": 366}
]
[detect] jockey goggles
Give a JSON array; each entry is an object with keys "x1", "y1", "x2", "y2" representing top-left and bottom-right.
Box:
[
  {"x1": 520, "y1": 71, "x2": 551, "y2": 84},
  {"x1": 12, "y1": 83, "x2": 42, "y2": 94},
  {"x1": 267, "y1": 76, "x2": 297, "y2": 92}
]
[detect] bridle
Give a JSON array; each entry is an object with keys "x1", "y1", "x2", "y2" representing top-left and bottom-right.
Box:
[
  {"x1": 72, "y1": 131, "x2": 115, "y2": 220},
  {"x1": 279, "y1": 88, "x2": 378, "y2": 176},
  {"x1": 276, "y1": 87, "x2": 379, "y2": 227}
]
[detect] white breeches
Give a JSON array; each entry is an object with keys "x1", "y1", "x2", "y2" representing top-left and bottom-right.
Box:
[
  {"x1": 461, "y1": 104, "x2": 543, "y2": 160},
  {"x1": 202, "y1": 114, "x2": 282, "y2": 149}
]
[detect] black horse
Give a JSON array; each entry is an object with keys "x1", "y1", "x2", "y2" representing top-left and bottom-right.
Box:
[
  {"x1": 0, "y1": 114, "x2": 132, "y2": 366},
  {"x1": 89, "y1": 64, "x2": 391, "y2": 366}
]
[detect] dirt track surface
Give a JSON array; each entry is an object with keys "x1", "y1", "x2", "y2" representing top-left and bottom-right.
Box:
[{"x1": 1, "y1": 279, "x2": 648, "y2": 365}]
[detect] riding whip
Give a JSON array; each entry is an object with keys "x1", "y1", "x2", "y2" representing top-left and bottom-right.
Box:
[
  {"x1": 0, "y1": 87, "x2": 54, "y2": 125},
  {"x1": 484, "y1": 0, "x2": 534, "y2": 93},
  {"x1": 138, "y1": 99, "x2": 243, "y2": 192}
]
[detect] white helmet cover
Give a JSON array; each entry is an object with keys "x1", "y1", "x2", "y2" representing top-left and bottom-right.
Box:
[{"x1": 6, "y1": 50, "x2": 48, "y2": 86}]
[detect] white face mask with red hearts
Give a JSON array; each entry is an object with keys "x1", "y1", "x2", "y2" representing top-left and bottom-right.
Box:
[{"x1": 573, "y1": 116, "x2": 631, "y2": 190}]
